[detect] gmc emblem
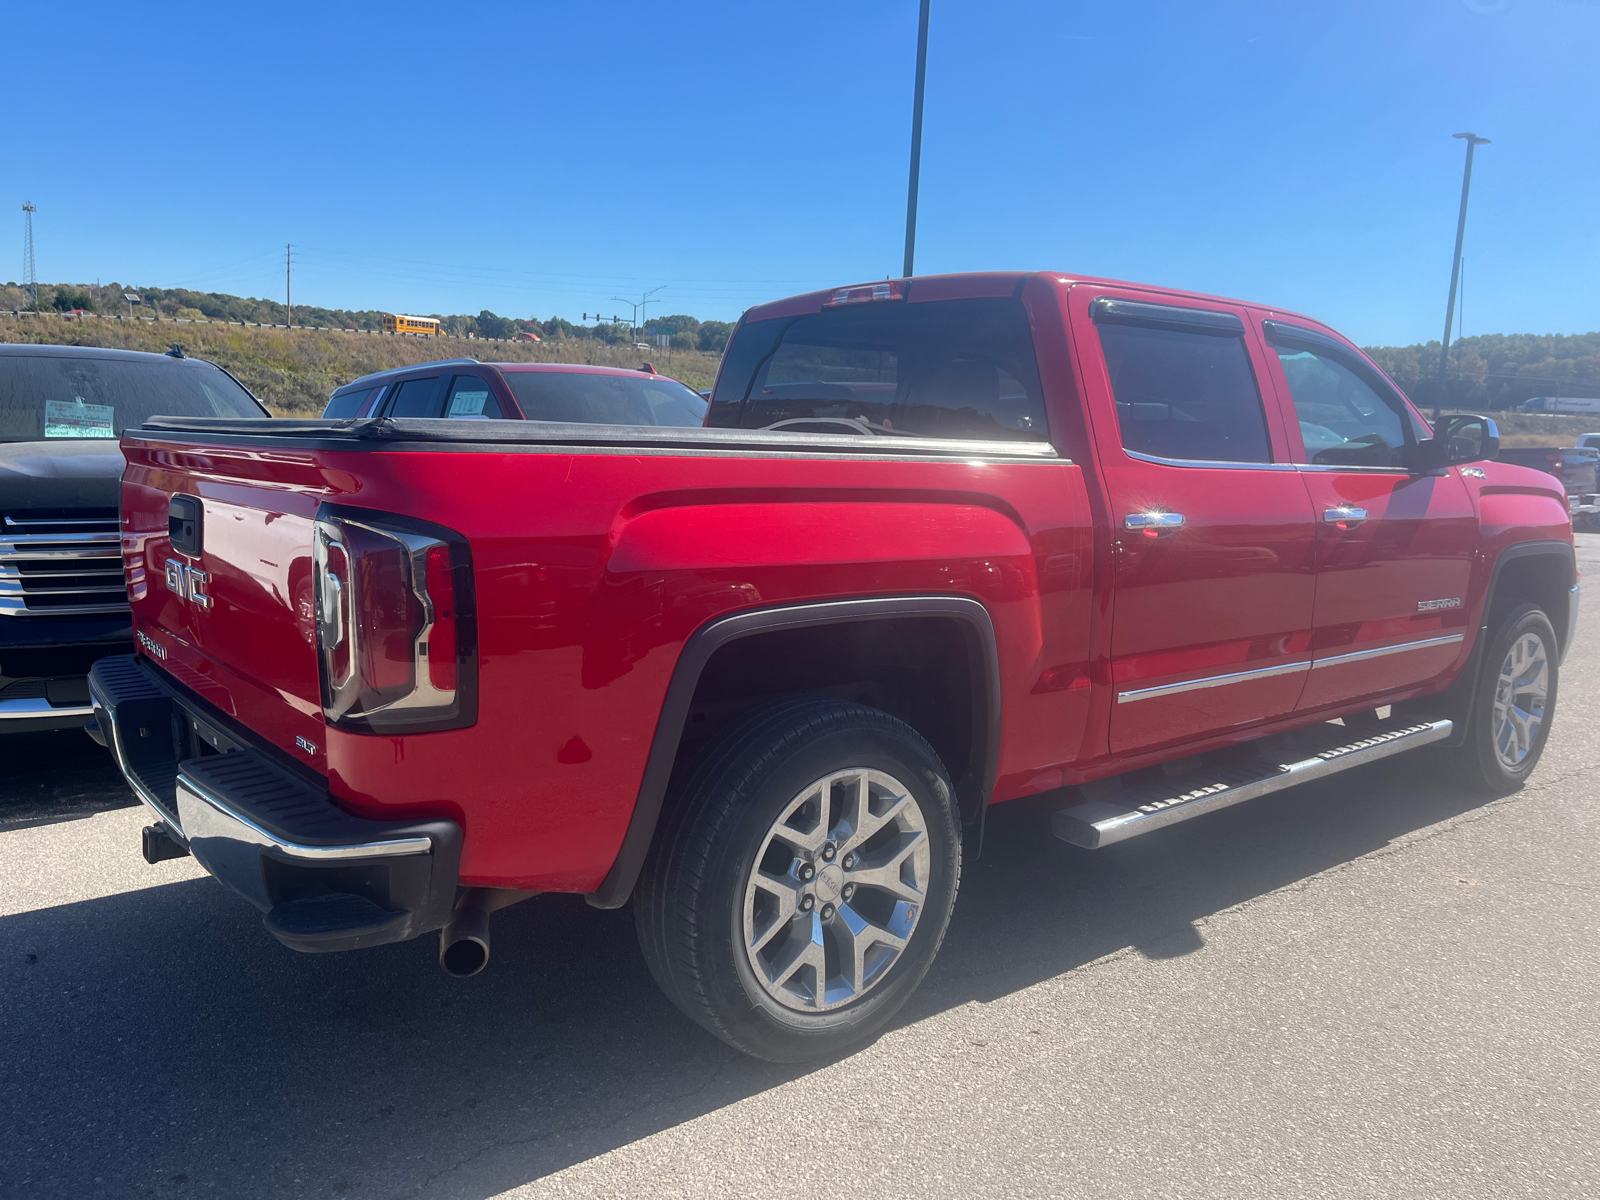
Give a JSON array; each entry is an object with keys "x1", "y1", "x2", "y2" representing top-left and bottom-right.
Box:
[{"x1": 165, "y1": 559, "x2": 213, "y2": 609}]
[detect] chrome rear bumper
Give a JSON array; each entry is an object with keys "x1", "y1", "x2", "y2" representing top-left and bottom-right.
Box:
[
  {"x1": 0, "y1": 693, "x2": 94, "y2": 733},
  {"x1": 89, "y1": 654, "x2": 462, "y2": 953}
]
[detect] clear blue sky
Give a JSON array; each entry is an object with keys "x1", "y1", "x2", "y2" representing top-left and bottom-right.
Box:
[{"x1": 8, "y1": 0, "x2": 1597, "y2": 346}]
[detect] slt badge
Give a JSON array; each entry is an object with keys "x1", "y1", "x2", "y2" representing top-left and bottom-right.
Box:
[{"x1": 165, "y1": 559, "x2": 212, "y2": 609}]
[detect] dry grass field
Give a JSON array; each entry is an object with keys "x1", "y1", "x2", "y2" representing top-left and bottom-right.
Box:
[{"x1": 0, "y1": 312, "x2": 724, "y2": 414}]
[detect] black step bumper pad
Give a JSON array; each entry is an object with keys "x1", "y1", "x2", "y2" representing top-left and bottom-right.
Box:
[{"x1": 89, "y1": 655, "x2": 461, "y2": 953}]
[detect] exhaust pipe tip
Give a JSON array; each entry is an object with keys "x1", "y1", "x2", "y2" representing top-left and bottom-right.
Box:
[
  {"x1": 437, "y1": 888, "x2": 538, "y2": 979},
  {"x1": 440, "y1": 932, "x2": 489, "y2": 977},
  {"x1": 439, "y1": 904, "x2": 491, "y2": 978}
]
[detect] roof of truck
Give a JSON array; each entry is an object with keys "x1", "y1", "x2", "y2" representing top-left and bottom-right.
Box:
[{"x1": 742, "y1": 271, "x2": 1336, "y2": 339}]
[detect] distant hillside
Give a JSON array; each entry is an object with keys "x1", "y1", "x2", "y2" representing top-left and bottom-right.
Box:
[
  {"x1": 1364, "y1": 331, "x2": 1600, "y2": 411},
  {"x1": 7, "y1": 278, "x2": 1595, "y2": 416},
  {"x1": 0, "y1": 310, "x2": 722, "y2": 414},
  {"x1": 0, "y1": 280, "x2": 735, "y2": 354}
]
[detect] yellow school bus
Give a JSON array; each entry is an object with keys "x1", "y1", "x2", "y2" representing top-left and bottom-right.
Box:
[{"x1": 382, "y1": 313, "x2": 440, "y2": 336}]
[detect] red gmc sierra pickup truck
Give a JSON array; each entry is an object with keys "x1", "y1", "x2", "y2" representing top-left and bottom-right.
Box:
[{"x1": 90, "y1": 272, "x2": 1575, "y2": 1061}]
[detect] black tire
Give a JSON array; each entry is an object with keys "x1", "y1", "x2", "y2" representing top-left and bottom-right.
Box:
[
  {"x1": 1442, "y1": 603, "x2": 1559, "y2": 794},
  {"x1": 634, "y1": 696, "x2": 962, "y2": 1062}
]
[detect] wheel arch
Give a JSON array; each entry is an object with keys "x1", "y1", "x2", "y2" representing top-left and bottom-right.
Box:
[
  {"x1": 1486, "y1": 540, "x2": 1577, "y2": 658},
  {"x1": 1420, "y1": 539, "x2": 1576, "y2": 745},
  {"x1": 587, "y1": 595, "x2": 1001, "y2": 909}
]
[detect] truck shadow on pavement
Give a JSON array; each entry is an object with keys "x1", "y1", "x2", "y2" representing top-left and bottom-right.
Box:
[
  {"x1": 0, "y1": 754, "x2": 1507, "y2": 1199},
  {"x1": 0, "y1": 730, "x2": 132, "y2": 833}
]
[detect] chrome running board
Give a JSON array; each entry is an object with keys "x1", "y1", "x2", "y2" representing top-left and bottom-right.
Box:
[{"x1": 1052, "y1": 717, "x2": 1453, "y2": 849}]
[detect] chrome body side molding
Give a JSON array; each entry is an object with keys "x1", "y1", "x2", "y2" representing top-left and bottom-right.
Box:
[
  {"x1": 1115, "y1": 633, "x2": 1468, "y2": 704},
  {"x1": 1310, "y1": 633, "x2": 1464, "y2": 669},
  {"x1": 1117, "y1": 659, "x2": 1311, "y2": 704}
]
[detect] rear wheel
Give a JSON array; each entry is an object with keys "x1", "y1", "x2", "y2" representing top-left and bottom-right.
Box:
[
  {"x1": 634, "y1": 697, "x2": 961, "y2": 1062},
  {"x1": 1443, "y1": 603, "x2": 1558, "y2": 794}
]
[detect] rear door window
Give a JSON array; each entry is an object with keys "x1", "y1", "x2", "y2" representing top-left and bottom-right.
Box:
[
  {"x1": 386, "y1": 376, "x2": 445, "y2": 418},
  {"x1": 709, "y1": 296, "x2": 1048, "y2": 441},
  {"x1": 443, "y1": 375, "x2": 505, "y2": 420},
  {"x1": 1094, "y1": 306, "x2": 1272, "y2": 464}
]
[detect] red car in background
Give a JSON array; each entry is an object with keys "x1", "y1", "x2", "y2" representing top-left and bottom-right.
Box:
[{"x1": 320, "y1": 360, "x2": 707, "y2": 426}]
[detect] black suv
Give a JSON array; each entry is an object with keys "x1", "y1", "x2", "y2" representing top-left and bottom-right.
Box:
[{"x1": 0, "y1": 344, "x2": 267, "y2": 734}]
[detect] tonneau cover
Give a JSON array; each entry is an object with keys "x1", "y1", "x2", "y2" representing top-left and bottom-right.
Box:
[{"x1": 134, "y1": 416, "x2": 1062, "y2": 458}]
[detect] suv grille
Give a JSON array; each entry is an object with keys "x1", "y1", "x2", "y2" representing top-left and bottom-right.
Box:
[{"x1": 0, "y1": 510, "x2": 129, "y2": 617}]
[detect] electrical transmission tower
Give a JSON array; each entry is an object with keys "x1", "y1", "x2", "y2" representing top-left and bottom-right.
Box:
[{"x1": 21, "y1": 202, "x2": 38, "y2": 308}]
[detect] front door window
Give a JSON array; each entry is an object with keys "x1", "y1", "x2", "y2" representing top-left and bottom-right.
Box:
[{"x1": 1275, "y1": 346, "x2": 1419, "y2": 468}]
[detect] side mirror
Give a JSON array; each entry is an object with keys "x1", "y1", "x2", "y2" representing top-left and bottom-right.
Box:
[{"x1": 1411, "y1": 414, "x2": 1499, "y2": 473}]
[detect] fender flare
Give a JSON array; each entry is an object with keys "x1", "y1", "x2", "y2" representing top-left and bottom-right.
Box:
[
  {"x1": 1430, "y1": 539, "x2": 1576, "y2": 745},
  {"x1": 586, "y1": 595, "x2": 1002, "y2": 909}
]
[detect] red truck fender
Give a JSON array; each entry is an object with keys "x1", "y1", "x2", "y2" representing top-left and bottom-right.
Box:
[
  {"x1": 585, "y1": 594, "x2": 1002, "y2": 909},
  {"x1": 1418, "y1": 539, "x2": 1577, "y2": 746}
]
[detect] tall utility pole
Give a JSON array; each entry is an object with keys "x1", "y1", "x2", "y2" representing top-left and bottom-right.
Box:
[
  {"x1": 21, "y1": 202, "x2": 38, "y2": 309},
  {"x1": 902, "y1": 0, "x2": 931, "y2": 279},
  {"x1": 285, "y1": 243, "x2": 293, "y2": 328},
  {"x1": 1433, "y1": 133, "x2": 1489, "y2": 419}
]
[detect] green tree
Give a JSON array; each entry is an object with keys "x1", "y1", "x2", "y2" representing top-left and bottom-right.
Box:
[
  {"x1": 697, "y1": 320, "x2": 734, "y2": 353},
  {"x1": 477, "y1": 309, "x2": 517, "y2": 339},
  {"x1": 50, "y1": 288, "x2": 93, "y2": 312}
]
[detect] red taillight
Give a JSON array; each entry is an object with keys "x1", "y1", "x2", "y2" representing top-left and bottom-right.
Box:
[
  {"x1": 424, "y1": 543, "x2": 458, "y2": 692},
  {"x1": 823, "y1": 280, "x2": 906, "y2": 307},
  {"x1": 313, "y1": 507, "x2": 476, "y2": 735}
]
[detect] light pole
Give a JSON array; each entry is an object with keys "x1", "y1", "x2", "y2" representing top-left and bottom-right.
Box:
[
  {"x1": 610, "y1": 286, "x2": 665, "y2": 339},
  {"x1": 902, "y1": 0, "x2": 931, "y2": 279},
  {"x1": 1434, "y1": 132, "x2": 1489, "y2": 419}
]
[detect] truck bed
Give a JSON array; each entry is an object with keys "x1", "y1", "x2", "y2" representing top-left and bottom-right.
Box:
[{"x1": 120, "y1": 415, "x2": 1087, "y2": 893}]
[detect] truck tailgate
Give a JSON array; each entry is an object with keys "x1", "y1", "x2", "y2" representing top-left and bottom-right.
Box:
[{"x1": 121, "y1": 437, "x2": 327, "y2": 770}]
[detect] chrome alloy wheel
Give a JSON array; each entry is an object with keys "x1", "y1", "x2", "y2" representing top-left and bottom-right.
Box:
[
  {"x1": 741, "y1": 768, "x2": 931, "y2": 1013},
  {"x1": 1493, "y1": 631, "x2": 1549, "y2": 770}
]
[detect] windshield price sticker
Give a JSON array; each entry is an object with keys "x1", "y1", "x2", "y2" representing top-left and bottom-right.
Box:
[
  {"x1": 447, "y1": 390, "x2": 491, "y2": 418},
  {"x1": 45, "y1": 398, "x2": 116, "y2": 439}
]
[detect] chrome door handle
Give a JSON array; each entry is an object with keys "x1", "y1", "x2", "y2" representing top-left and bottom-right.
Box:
[
  {"x1": 1324, "y1": 506, "x2": 1368, "y2": 528},
  {"x1": 1124, "y1": 511, "x2": 1185, "y2": 537}
]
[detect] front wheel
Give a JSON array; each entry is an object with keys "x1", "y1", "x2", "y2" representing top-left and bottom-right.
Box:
[
  {"x1": 634, "y1": 697, "x2": 962, "y2": 1062},
  {"x1": 1443, "y1": 603, "x2": 1559, "y2": 794}
]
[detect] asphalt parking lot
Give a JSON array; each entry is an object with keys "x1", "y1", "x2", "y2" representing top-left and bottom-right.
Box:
[{"x1": 3, "y1": 539, "x2": 1598, "y2": 1200}]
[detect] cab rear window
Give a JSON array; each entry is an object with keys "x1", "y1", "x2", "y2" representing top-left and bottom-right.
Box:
[{"x1": 708, "y1": 297, "x2": 1049, "y2": 441}]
